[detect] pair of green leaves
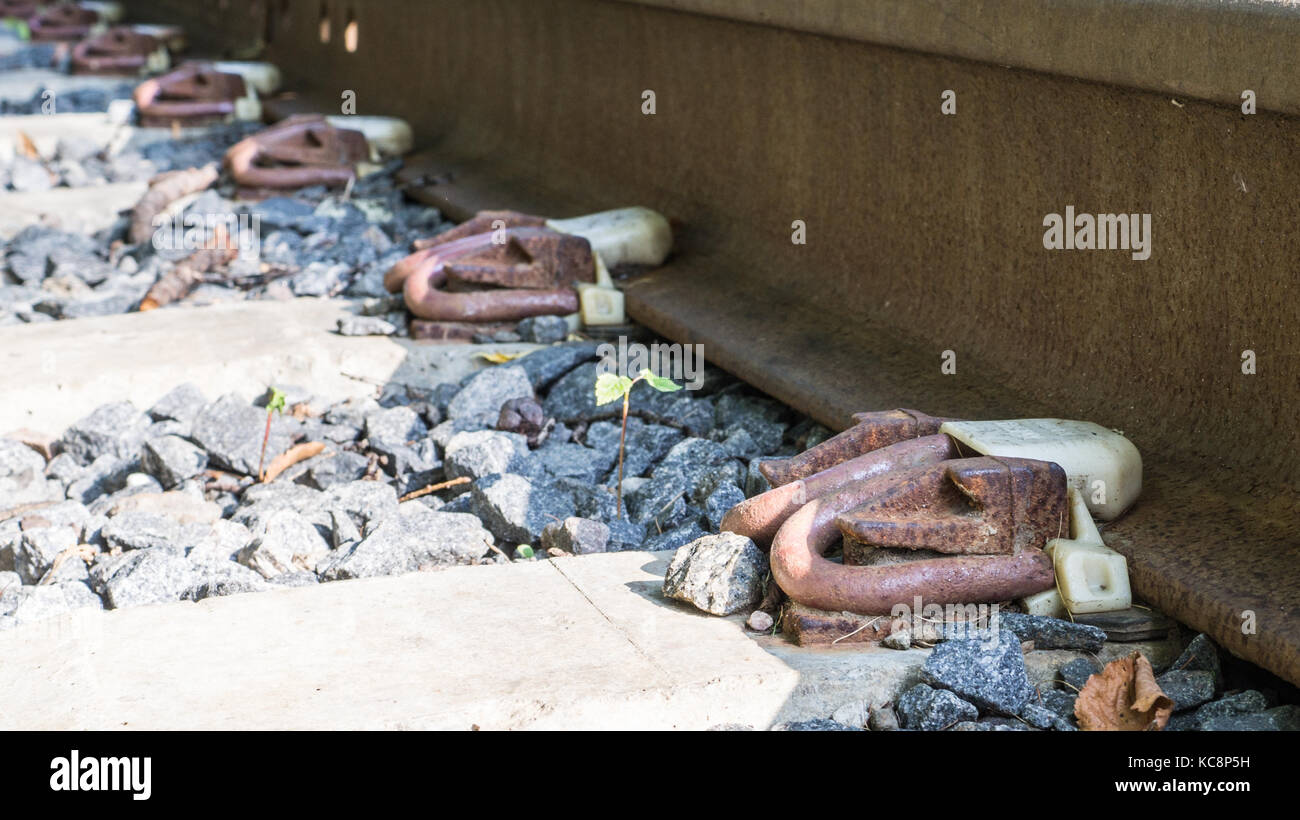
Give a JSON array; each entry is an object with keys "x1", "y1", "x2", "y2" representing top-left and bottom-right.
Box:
[
  {"x1": 594, "y1": 369, "x2": 682, "y2": 406},
  {"x1": 266, "y1": 387, "x2": 288, "y2": 414}
]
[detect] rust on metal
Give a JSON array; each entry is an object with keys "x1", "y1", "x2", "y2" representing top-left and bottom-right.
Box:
[
  {"x1": 129, "y1": 164, "x2": 221, "y2": 245},
  {"x1": 0, "y1": 0, "x2": 41, "y2": 19},
  {"x1": 722, "y1": 433, "x2": 958, "y2": 547},
  {"x1": 408, "y1": 319, "x2": 518, "y2": 343},
  {"x1": 390, "y1": 226, "x2": 594, "y2": 323},
  {"x1": 224, "y1": 114, "x2": 369, "y2": 195},
  {"x1": 759, "y1": 409, "x2": 954, "y2": 488},
  {"x1": 780, "y1": 600, "x2": 1001, "y2": 647},
  {"x1": 28, "y1": 2, "x2": 98, "y2": 42},
  {"x1": 133, "y1": 63, "x2": 248, "y2": 126},
  {"x1": 70, "y1": 27, "x2": 160, "y2": 75},
  {"x1": 411, "y1": 210, "x2": 548, "y2": 251},
  {"x1": 779, "y1": 603, "x2": 893, "y2": 646},
  {"x1": 767, "y1": 453, "x2": 1057, "y2": 615},
  {"x1": 836, "y1": 456, "x2": 1067, "y2": 555}
]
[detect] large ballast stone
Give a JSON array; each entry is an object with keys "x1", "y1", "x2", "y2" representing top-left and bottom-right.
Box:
[
  {"x1": 514, "y1": 342, "x2": 600, "y2": 391},
  {"x1": 584, "y1": 418, "x2": 681, "y2": 480},
  {"x1": 1, "y1": 438, "x2": 59, "y2": 506},
  {"x1": 323, "y1": 480, "x2": 399, "y2": 535},
  {"x1": 541, "y1": 517, "x2": 609, "y2": 555},
  {"x1": 14, "y1": 526, "x2": 79, "y2": 584},
  {"x1": 147, "y1": 383, "x2": 208, "y2": 427},
  {"x1": 101, "y1": 511, "x2": 182, "y2": 552},
  {"x1": 1171, "y1": 633, "x2": 1224, "y2": 692},
  {"x1": 58, "y1": 401, "x2": 152, "y2": 464},
  {"x1": 186, "y1": 519, "x2": 254, "y2": 568},
  {"x1": 94, "y1": 550, "x2": 199, "y2": 609},
  {"x1": 444, "y1": 430, "x2": 530, "y2": 486},
  {"x1": 1156, "y1": 670, "x2": 1216, "y2": 713},
  {"x1": 183, "y1": 563, "x2": 271, "y2": 601},
  {"x1": 921, "y1": 629, "x2": 1035, "y2": 716},
  {"x1": 1201, "y1": 705, "x2": 1300, "y2": 732},
  {"x1": 447, "y1": 365, "x2": 534, "y2": 428},
  {"x1": 1192, "y1": 690, "x2": 1271, "y2": 730},
  {"x1": 996, "y1": 612, "x2": 1106, "y2": 653},
  {"x1": 662, "y1": 532, "x2": 767, "y2": 616},
  {"x1": 237, "y1": 509, "x2": 331, "y2": 578},
  {"x1": 364, "y1": 405, "x2": 428, "y2": 445},
  {"x1": 1, "y1": 581, "x2": 102, "y2": 626},
  {"x1": 190, "y1": 394, "x2": 294, "y2": 476},
  {"x1": 470, "y1": 473, "x2": 577, "y2": 546},
  {"x1": 319, "y1": 503, "x2": 494, "y2": 580},
  {"x1": 140, "y1": 435, "x2": 208, "y2": 489},
  {"x1": 897, "y1": 683, "x2": 980, "y2": 730}
]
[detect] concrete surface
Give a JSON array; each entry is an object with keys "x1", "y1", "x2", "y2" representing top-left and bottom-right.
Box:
[
  {"x1": 0, "y1": 180, "x2": 147, "y2": 238},
  {"x1": 0, "y1": 297, "x2": 541, "y2": 437},
  {"x1": 0, "y1": 549, "x2": 1176, "y2": 730},
  {"x1": 0, "y1": 112, "x2": 127, "y2": 158},
  {"x1": 0, "y1": 68, "x2": 133, "y2": 105}
]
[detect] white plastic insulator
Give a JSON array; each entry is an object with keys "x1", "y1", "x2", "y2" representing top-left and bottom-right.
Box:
[
  {"x1": 82, "y1": 1, "x2": 124, "y2": 23},
  {"x1": 547, "y1": 207, "x2": 672, "y2": 269},
  {"x1": 325, "y1": 115, "x2": 414, "y2": 159},
  {"x1": 939, "y1": 418, "x2": 1142, "y2": 520},
  {"x1": 210, "y1": 61, "x2": 282, "y2": 96}
]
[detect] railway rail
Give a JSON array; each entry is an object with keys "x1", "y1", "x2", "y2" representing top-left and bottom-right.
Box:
[{"x1": 12, "y1": 0, "x2": 1300, "y2": 688}]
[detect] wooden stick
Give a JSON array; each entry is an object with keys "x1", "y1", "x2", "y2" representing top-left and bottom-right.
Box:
[{"x1": 399, "y1": 476, "x2": 470, "y2": 502}]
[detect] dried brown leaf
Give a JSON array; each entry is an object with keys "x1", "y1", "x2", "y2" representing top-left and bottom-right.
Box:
[
  {"x1": 1075, "y1": 651, "x2": 1173, "y2": 731},
  {"x1": 260, "y1": 442, "x2": 326, "y2": 483},
  {"x1": 15, "y1": 130, "x2": 40, "y2": 160}
]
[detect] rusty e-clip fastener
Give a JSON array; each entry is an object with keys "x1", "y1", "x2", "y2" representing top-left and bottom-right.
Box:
[
  {"x1": 224, "y1": 114, "x2": 369, "y2": 195},
  {"x1": 726, "y1": 409, "x2": 1077, "y2": 614},
  {"x1": 386, "y1": 226, "x2": 596, "y2": 323},
  {"x1": 134, "y1": 63, "x2": 248, "y2": 126},
  {"x1": 70, "y1": 26, "x2": 160, "y2": 75},
  {"x1": 0, "y1": 0, "x2": 42, "y2": 20},
  {"x1": 28, "y1": 2, "x2": 99, "y2": 42}
]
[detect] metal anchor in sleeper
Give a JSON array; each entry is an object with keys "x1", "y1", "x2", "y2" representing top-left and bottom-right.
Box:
[
  {"x1": 0, "y1": 0, "x2": 42, "y2": 21},
  {"x1": 725, "y1": 411, "x2": 1142, "y2": 616},
  {"x1": 133, "y1": 63, "x2": 257, "y2": 127},
  {"x1": 224, "y1": 114, "x2": 370, "y2": 197},
  {"x1": 70, "y1": 26, "x2": 166, "y2": 75},
  {"x1": 387, "y1": 207, "x2": 672, "y2": 330},
  {"x1": 28, "y1": 2, "x2": 100, "y2": 42}
]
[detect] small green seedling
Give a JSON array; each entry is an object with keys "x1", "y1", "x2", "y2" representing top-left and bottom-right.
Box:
[
  {"x1": 595, "y1": 368, "x2": 682, "y2": 518},
  {"x1": 257, "y1": 387, "x2": 287, "y2": 481}
]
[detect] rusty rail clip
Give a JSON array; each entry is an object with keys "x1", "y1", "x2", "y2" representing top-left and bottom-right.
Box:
[
  {"x1": 386, "y1": 226, "x2": 595, "y2": 323},
  {"x1": 70, "y1": 27, "x2": 160, "y2": 75},
  {"x1": 134, "y1": 63, "x2": 248, "y2": 126},
  {"x1": 224, "y1": 114, "x2": 369, "y2": 195},
  {"x1": 836, "y1": 456, "x2": 1067, "y2": 555},
  {"x1": 28, "y1": 2, "x2": 98, "y2": 42},
  {"x1": 727, "y1": 409, "x2": 1073, "y2": 614},
  {"x1": 0, "y1": 0, "x2": 42, "y2": 20}
]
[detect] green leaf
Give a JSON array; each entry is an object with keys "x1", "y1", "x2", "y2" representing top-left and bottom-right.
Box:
[
  {"x1": 267, "y1": 388, "x2": 288, "y2": 414},
  {"x1": 514, "y1": 545, "x2": 535, "y2": 560},
  {"x1": 639, "y1": 369, "x2": 682, "y2": 393},
  {"x1": 594, "y1": 373, "x2": 633, "y2": 406}
]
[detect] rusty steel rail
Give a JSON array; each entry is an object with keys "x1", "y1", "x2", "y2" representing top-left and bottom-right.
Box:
[{"x1": 123, "y1": 0, "x2": 1300, "y2": 686}]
